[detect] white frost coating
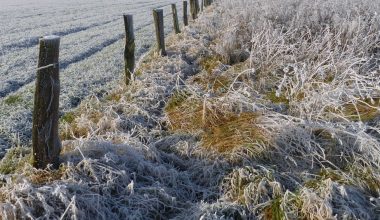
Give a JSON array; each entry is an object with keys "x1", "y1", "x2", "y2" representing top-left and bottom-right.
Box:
[
  {"x1": 0, "y1": 0, "x2": 185, "y2": 153},
  {"x1": 41, "y1": 35, "x2": 60, "y2": 41},
  {"x1": 0, "y1": 0, "x2": 379, "y2": 219}
]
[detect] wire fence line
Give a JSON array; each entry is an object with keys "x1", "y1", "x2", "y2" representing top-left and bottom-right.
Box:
[{"x1": 0, "y1": 1, "x2": 211, "y2": 168}]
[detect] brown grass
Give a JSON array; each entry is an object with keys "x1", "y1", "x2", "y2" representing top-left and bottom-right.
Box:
[
  {"x1": 202, "y1": 112, "x2": 265, "y2": 152},
  {"x1": 0, "y1": 191, "x2": 6, "y2": 203},
  {"x1": 60, "y1": 110, "x2": 104, "y2": 140},
  {"x1": 26, "y1": 168, "x2": 64, "y2": 185},
  {"x1": 325, "y1": 98, "x2": 380, "y2": 122},
  {"x1": 105, "y1": 92, "x2": 122, "y2": 102},
  {"x1": 192, "y1": 73, "x2": 231, "y2": 93},
  {"x1": 342, "y1": 98, "x2": 380, "y2": 122},
  {"x1": 165, "y1": 97, "x2": 206, "y2": 133},
  {"x1": 165, "y1": 96, "x2": 267, "y2": 153},
  {"x1": 200, "y1": 55, "x2": 223, "y2": 74}
]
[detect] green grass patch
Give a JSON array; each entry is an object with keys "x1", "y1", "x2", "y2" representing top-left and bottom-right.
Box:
[
  {"x1": 60, "y1": 111, "x2": 76, "y2": 124},
  {"x1": 200, "y1": 55, "x2": 223, "y2": 74},
  {"x1": 304, "y1": 168, "x2": 352, "y2": 189},
  {"x1": 342, "y1": 99, "x2": 380, "y2": 122},
  {"x1": 264, "y1": 197, "x2": 285, "y2": 220},
  {"x1": 105, "y1": 94, "x2": 121, "y2": 102},
  {"x1": 266, "y1": 91, "x2": 289, "y2": 105},
  {"x1": 0, "y1": 147, "x2": 32, "y2": 174},
  {"x1": 4, "y1": 95, "x2": 23, "y2": 105},
  {"x1": 348, "y1": 164, "x2": 380, "y2": 196}
]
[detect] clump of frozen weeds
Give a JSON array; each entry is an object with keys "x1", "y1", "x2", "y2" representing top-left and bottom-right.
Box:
[{"x1": 1, "y1": 0, "x2": 380, "y2": 219}]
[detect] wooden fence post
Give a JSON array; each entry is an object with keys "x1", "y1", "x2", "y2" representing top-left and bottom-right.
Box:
[
  {"x1": 123, "y1": 14, "x2": 135, "y2": 85},
  {"x1": 190, "y1": 0, "x2": 197, "y2": 20},
  {"x1": 32, "y1": 35, "x2": 61, "y2": 169},
  {"x1": 171, "y1": 4, "x2": 181, "y2": 34},
  {"x1": 183, "y1": 1, "x2": 188, "y2": 26},
  {"x1": 201, "y1": 0, "x2": 204, "y2": 11},
  {"x1": 153, "y1": 9, "x2": 166, "y2": 56},
  {"x1": 195, "y1": 0, "x2": 200, "y2": 15}
]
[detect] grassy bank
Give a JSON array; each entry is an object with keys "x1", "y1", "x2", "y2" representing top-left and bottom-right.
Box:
[{"x1": 0, "y1": 0, "x2": 380, "y2": 219}]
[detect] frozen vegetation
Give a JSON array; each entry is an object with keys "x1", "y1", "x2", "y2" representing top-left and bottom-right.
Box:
[
  {"x1": 0, "y1": 0, "x2": 184, "y2": 156},
  {"x1": 1, "y1": 0, "x2": 380, "y2": 219}
]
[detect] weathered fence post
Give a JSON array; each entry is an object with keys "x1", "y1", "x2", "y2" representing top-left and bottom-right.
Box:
[
  {"x1": 171, "y1": 4, "x2": 181, "y2": 34},
  {"x1": 201, "y1": 0, "x2": 204, "y2": 11},
  {"x1": 123, "y1": 14, "x2": 135, "y2": 85},
  {"x1": 153, "y1": 9, "x2": 166, "y2": 56},
  {"x1": 32, "y1": 35, "x2": 61, "y2": 169},
  {"x1": 195, "y1": 0, "x2": 200, "y2": 15},
  {"x1": 190, "y1": 0, "x2": 197, "y2": 20},
  {"x1": 183, "y1": 1, "x2": 188, "y2": 26}
]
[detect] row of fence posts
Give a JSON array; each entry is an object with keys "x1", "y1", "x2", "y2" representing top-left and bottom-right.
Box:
[{"x1": 31, "y1": 0, "x2": 213, "y2": 169}]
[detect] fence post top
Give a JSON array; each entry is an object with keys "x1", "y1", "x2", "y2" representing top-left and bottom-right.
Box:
[
  {"x1": 123, "y1": 14, "x2": 133, "y2": 18},
  {"x1": 40, "y1": 35, "x2": 60, "y2": 41},
  {"x1": 154, "y1": 8, "x2": 163, "y2": 13}
]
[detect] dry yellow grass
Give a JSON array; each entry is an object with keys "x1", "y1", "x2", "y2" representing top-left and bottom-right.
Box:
[
  {"x1": 192, "y1": 73, "x2": 231, "y2": 93},
  {"x1": 342, "y1": 98, "x2": 380, "y2": 122},
  {"x1": 0, "y1": 191, "x2": 6, "y2": 203},
  {"x1": 60, "y1": 110, "x2": 104, "y2": 140},
  {"x1": 26, "y1": 167, "x2": 64, "y2": 185},
  {"x1": 202, "y1": 112, "x2": 265, "y2": 152},
  {"x1": 166, "y1": 95, "x2": 267, "y2": 153},
  {"x1": 200, "y1": 55, "x2": 223, "y2": 74}
]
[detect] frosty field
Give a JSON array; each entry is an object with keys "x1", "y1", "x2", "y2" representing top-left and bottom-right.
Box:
[
  {"x1": 0, "y1": 0, "x2": 380, "y2": 219},
  {"x1": 0, "y1": 0, "x2": 184, "y2": 155}
]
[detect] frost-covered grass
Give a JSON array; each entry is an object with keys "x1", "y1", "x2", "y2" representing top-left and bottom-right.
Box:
[
  {"x1": 1, "y1": 0, "x2": 380, "y2": 219},
  {"x1": 0, "y1": 0, "x2": 186, "y2": 154}
]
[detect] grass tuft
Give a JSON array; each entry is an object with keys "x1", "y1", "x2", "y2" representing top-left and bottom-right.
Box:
[
  {"x1": 60, "y1": 110, "x2": 104, "y2": 140},
  {"x1": 266, "y1": 91, "x2": 289, "y2": 105},
  {"x1": 0, "y1": 147, "x2": 31, "y2": 175},
  {"x1": 342, "y1": 99, "x2": 380, "y2": 122},
  {"x1": 202, "y1": 112, "x2": 266, "y2": 152},
  {"x1": 192, "y1": 73, "x2": 231, "y2": 93},
  {"x1": 200, "y1": 55, "x2": 223, "y2": 74},
  {"x1": 166, "y1": 96, "x2": 267, "y2": 153},
  {"x1": 26, "y1": 165, "x2": 65, "y2": 185},
  {"x1": 165, "y1": 90, "x2": 191, "y2": 112},
  {"x1": 60, "y1": 111, "x2": 76, "y2": 124},
  {"x1": 264, "y1": 197, "x2": 286, "y2": 220}
]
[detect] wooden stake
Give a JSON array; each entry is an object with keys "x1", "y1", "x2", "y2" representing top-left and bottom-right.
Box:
[
  {"x1": 195, "y1": 0, "x2": 200, "y2": 15},
  {"x1": 123, "y1": 14, "x2": 135, "y2": 85},
  {"x1": 183, "y1": 1, "x2": 189, "y2": 26},
  {"x1": 171, "y1": 4, "x2": 181, "y2": 34},
  {"x1": 190, "y1": 0, "x2": 197, "y2": 20},
  {"x1": 32, "y1": 35, "x2": 61, "y2": 169},
  {"x1": 153, "y1": 9, "x2": 166, "y2": 56}
]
